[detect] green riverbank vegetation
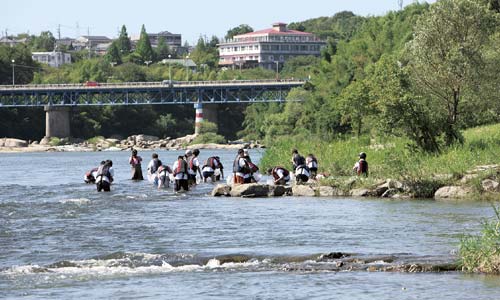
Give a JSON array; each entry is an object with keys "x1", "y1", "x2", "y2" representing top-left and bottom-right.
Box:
[{"x1": 460, "y1": 205, "x2": 500, "y2": 274}]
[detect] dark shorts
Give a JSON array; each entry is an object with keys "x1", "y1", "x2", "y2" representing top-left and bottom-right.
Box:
[
  {"x1": 175, "y1": 179, "x2": 189, "y2": 192},
  {"x1": 296, "y1": 174, "x2": 309, "y2": 183},
  {"x1": 203, "y1": 171, "x2": 214, "y2": 179},
  {"x1": 96, "y1": 181, "x2": 110, "y2": 192}
]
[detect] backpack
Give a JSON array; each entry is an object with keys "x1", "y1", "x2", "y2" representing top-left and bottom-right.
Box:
[
  {"x1": 174, "y1": 159, "x2": 188, "y2": 175},
  {"x1": 358, "y1": 159, "x2": 368, "y2": 175},
  {"x1": 248, "y1": 162, "x2": 259, "y2": 173},
  {"x1": 189, "y1": 157, "x2": 199, "y2": 172}
]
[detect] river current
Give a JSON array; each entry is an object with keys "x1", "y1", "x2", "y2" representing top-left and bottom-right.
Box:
[{"x1": 1, "y1": 149, "x2": 500, "y2": 299}]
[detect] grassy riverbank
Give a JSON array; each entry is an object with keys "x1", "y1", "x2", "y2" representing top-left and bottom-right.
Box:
[{"x1": 260, "y1": 123, "x2": 500, "y2": 197}]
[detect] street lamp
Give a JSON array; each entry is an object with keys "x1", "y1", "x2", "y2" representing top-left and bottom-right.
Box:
[
  {"x1": 168, "y1": 54, "x2": 172, "y2": 82},
  {"x1": 11, "y1": 59, "x2": 15, "y2": 86},
  {"x1": 185, "y1": 55, "x2": 190, "y2": 81},
  {"x1": 144, "y1": 60, "x2": 152, "y2": 67},
  {"x1": 274, "y1": 61, "x2": 279, "y2": 80}
]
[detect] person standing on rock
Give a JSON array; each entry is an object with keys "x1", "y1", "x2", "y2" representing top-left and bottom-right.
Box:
[
  {"x1": 129, "y1": 149, "x2": 144, "y2": 180},
  {"x1": 267, "y1": 166, "x2": 290, "y2": 186},
  {"x1": 353, "y1": 152, "x2": 369, "y2": 177},
  {"x1": 291, "y1": 149, "x2": 306, "y2": 171},
  {"x1": 233, "y1": 148, "x2": 251, "y2": 184}
]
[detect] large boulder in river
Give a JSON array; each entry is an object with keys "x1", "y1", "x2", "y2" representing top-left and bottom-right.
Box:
[
  {"x1": 292, "y1": 185, "x2": 316, "y2": 197},
  {"x1": 230, "y1": 183, "x2": 270, "y2": 198},
  {"x1": 211, "y1": 184, "x2": 232, "y2": 197},
  {"x1": 434, "y1": 186, "x2": 474, "y2": 200}
]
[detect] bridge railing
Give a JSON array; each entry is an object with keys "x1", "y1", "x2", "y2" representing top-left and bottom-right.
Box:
[{"x1": 0, "y1": 79, "x2": 306, "y2": 91}]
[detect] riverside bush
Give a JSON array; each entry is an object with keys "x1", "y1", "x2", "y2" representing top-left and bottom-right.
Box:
[{"x1": 459, "y1": 205, "x2": 500, "y2": 274}]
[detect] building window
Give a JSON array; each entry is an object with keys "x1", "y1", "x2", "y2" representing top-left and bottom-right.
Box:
[{"x1": 269, "y1": 55, "x2": 274, "y2": 61}]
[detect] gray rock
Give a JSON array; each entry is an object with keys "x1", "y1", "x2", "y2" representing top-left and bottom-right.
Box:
[
  {"x1": 318, "y1": 186, "x2": 335, "y2": 197},
  {"x1": 292, "y1": 185, "x2": 316, "y2": 197},
  {"x1": 269, "y1": 185, "x2": 286, "y2": 197},
  {"x1": 434, "y1": 186, "x2": 474, "y2": 199},
  {"x1": 460, "y1": 174, "x2": 479, "y2": 183},
  {"x1": 381, "y1": 188, "x2": 399, "y2": 198},
  {"x1": 351, "y1": 188, "x2": 371, "y2": 197},
  {"x1": 230, "y1": 183, "x2": 270, "y2": 198},
  {"x1": 3, "y1": 138, "x2": 28, "y2": 147},
  {"x1": 211, "y1": 184, "x2": 232, "y2": 197},
  {"x1": 481, "y1": 179, "x2": 500, "y2": 192}
]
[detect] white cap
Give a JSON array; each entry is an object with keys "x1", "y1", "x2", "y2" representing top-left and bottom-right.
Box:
[
  {"x1": 243, "y1": 149, "x2": 249, "y2": 154},
  {"x1": 185, "y1": 149, "x2": 193, "y2": 156}
]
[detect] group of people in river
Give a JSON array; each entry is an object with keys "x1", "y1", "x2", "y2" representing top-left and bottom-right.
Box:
[{"x1": 84, "y1": 148, "x2": 368, "y2": 192}]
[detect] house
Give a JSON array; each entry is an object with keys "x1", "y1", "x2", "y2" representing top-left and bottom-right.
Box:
[
  {"x1": 131, "y1": 30, "x2": 187, "y2": 55},
  {"x1": 74, "y1": 36, "x2": 112, "y2": 50},
  {"x1": 0, "y1": 36, "x2": 21, "y2": 47},
  {"x1": 32, "y1": 51, "x2": 71, "y2": 68},
  {"x1": 217, "y1": 22, "x2": 326, "y2": 70}
]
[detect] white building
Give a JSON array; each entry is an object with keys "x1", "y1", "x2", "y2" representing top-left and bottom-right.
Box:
[
  {"x1": 32, "y1": 52, "x2": 72, "y2": 68},
  {"x1": 218, "y1": 22, "x2": 325, "y2": 70}
]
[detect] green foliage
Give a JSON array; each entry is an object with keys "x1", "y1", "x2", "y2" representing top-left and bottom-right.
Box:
[
  {"x1": 155, "y1": 36, "x2": 171, "y2": 60},
  {"x1": 192, "y1": 132, "x2": 226, "y2": 145},
  {"x1": 459, "y1": 205, "x2": 500, "y2": 274},
  {"x1": 197, "y1": 121, "x2": 218, "y2": 134},
  {"x1": 48, "y1": 137, "x2": 62, "y2": 146},
  {"x1": 104, "y1": 41, "x2": 122, "y2": 65},
  {"x1": 135, "y1": 24, "x2": 155, "y2": 63},
  {"x1": 406, "y1": 0, "x2": 500, "y2": 145},
  {"x1": 117, "y1": 25, "x2": 132, "y2": 54},
  {"x1": 225, "y1": 24, "x2": 253, "y2": 40},
  {"x1": 0, "y1": 44, "x2": 37, "y2": 85},
  {"x1": 190, "y1": 36, "x2": 219, "y2": 69},
  {"x1": 288, "y1": 11, "x2": 365, "y2": 40},
  {"x1": 31, "y1": 31, "x2": 56, "y2": 51}
]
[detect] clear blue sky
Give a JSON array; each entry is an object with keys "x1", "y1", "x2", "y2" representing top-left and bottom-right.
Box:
[{"x1": 3, "y1": 0, "x2": 436, "y2": 44}]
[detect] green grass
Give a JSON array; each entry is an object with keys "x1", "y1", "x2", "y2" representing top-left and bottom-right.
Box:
[
  {"x1": 48, "y1": 137, "x2": 62, "y2": 146},
  {"x1": 191, "y1": 133, "x2": 226, "y2": 145},
  {"x1": 86, "y1": 136, "x2": 106, "y2": 145},
  {"x1": 459, "y1": 205, "x2": 500, "y2": 274},
  {"x1": 260, "y1": 123, "x2": 500, "y2": 196}
]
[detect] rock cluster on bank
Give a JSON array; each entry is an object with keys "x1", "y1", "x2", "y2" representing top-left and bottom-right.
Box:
[{"x1": 212, "y1": 164, "x2": 500, "y2": 200}]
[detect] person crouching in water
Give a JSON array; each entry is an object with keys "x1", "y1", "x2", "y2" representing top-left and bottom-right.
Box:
[
  {"x1": 202, "y1": 156, "x2": 224, "y2": 183},
  {"x1": 96, "y1": 160, "x2": 114, "y2": 192},
  {"x1": 353, "y1": 152, "x2": 369, "y2": 177},
  {"x1": 306, "y1": 154, "x2": 318, "y2": 179},
  {"x1": 129, "y1": 149, "x2": 143, "y2": 180},
  {"x1": 267, "y1": 166, "x2": 290, "y2": 186},
  {"x1": 172, "y1": 155, "x2": 189, "y2": 192},
  {"x1": 147, "y1": 153, "x2": 162, "y2": 184},
  {"x1": 233, "y1": 149, "x2": 251, "y2": 184},
  {"x1": 156, "y1": 165, "x2": 173, "y2": 189},
  {"x1": 84, "y1": 162, "x2": 103, "y2": 184}
]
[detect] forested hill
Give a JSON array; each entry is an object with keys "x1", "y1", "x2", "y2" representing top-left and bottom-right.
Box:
[{"x1": 241, "y1": 0, "x2": 500, "y2": 153}]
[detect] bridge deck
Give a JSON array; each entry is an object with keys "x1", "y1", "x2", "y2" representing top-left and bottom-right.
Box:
[{"x1": 0, "y1": 79, "x2": 305, "y2": 107}]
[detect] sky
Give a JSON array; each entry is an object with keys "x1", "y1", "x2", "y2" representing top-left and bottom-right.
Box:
[{"x1": 3, "y1": 0, "x2": 436, "y2": 45}]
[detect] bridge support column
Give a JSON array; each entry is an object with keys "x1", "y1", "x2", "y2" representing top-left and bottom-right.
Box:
[
  {"x1": 194, "y1": 103, "x2": 218, "y2": 135},
  {"x1": 44, "y1": 106, "x2": 71, "y2": 138}
]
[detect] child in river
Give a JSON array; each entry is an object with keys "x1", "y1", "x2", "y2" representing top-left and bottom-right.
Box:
[{"x1": 129, "y1": 149, "x2": 144, "y2": 180}]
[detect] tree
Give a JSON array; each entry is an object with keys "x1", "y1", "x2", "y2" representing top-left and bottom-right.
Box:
[
  {"x1": 0, "y1": 44, "x2": 37, "y2": 85},
  {"x1": 155, "y1": 36, "x2": 171, "y2": 60},
  {"x1": 104, "y1": 41, "x2": 122, "y2": 65},
  {"x1": 190, "y1": 35, "x2": 219, "y2": 69},
  {"x1": 406, "y1": 0, "x2": 499, "y2": 145},
  {"x1": 117, "y1": 25, "x2": 132, "y2": 54},
  {"x1": 32, "y1": 31, "x2": 56, "y2": 51},
  {"x1": 225, "y1": 24, "x2": 253, "y2": 40},
  {"x1": 135, "y1": 24, "x2": 155, "y2": 63}
]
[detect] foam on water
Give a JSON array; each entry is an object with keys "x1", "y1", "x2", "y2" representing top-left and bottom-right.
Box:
[{"x1": 59, "y1": 198, "x2": 91, "y2": 205}]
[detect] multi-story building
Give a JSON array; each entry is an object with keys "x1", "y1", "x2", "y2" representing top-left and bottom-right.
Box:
[
  {"x1": 32, "y1": 51, "x2": 71, "y2": 68},
  {"x1": 74, "y1": 36, "x2": 112, "y2": 51},
  {"x1": 218, "y1": 22, "x2": 325, "y2": 70},
  {"x1": 131, "y1": 31, "x2": 187, "y2": 55}
]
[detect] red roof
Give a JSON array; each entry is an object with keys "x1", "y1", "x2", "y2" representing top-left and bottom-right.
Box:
[{"x1": 235, "y1": 28, "x2": 312, "y2": 37}]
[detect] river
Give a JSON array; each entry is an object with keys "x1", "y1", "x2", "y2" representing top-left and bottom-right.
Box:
[{"x1": 1, "y1": 149, "x2": 499, "y2": 299}]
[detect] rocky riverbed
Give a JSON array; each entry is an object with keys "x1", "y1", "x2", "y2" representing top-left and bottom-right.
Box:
[{"x1": 0, "y1": 134, "x2": 263, "y2": 153}]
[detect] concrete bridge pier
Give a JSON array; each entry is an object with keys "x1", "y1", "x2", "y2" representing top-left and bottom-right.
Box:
[
  {"x1": 44, "y1": 105, "x2": 71, "y2": 138},
  {"x1": 194, "y1": 103, "x2": 218, "y2": 135}
]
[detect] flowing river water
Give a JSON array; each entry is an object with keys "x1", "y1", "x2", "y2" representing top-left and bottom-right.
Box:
[{"x1": 1, "y1": 149, "x2": 500, "y2": 299}]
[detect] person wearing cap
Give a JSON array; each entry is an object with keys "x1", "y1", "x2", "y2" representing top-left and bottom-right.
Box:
[
  {"x1": 232, "y1": 148, "x2": 251, "y2": 184},
  {"x1": 129, "y1": 149, "x2": 143, "y2": 180},
  {"x1": 353, "y1": 152, "x2": 369, "y2": 177}
]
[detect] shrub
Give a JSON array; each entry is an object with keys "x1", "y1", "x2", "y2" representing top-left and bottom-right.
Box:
[
  {"x1": 192, "y1": 132, "x2": 226, "y2": 144},
  {"x1": 459, "y1": 205, "x2": 500, "y2": 274}
]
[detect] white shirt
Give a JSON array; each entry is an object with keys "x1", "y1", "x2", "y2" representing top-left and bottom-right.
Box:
[
  {"x1": 172, "y1": 160, "x2": 188, "y2": 180},
  {"x1": 235, "y1": 157, "x2": 250, "y2": 178},
  {"x1": 147, "y1": 159, "x2": 161, "y2": 175},
  {"x1": 306, "y1": 158, "x2": 318, "y2": 169},
  {"x1": 188, "y1": 157, "x2": 200, "y2": 175},
  {"x1": 295, "y1": 166, "x2": 310, "y2": 177},
  {"x1": 202, "y1": 165, "x2": 214, "y2": 173}
]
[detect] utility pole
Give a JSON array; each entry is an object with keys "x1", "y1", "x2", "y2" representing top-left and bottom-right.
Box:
[
  {"x1": 57, "y1": 24, "x2": 61, "y2": 40},
  {"x1": 87, "y1": 27, "x2": 91, "y2": 59},
  {"x1": 398, "y1": 0, "x2": 403, "y2": 10}
]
